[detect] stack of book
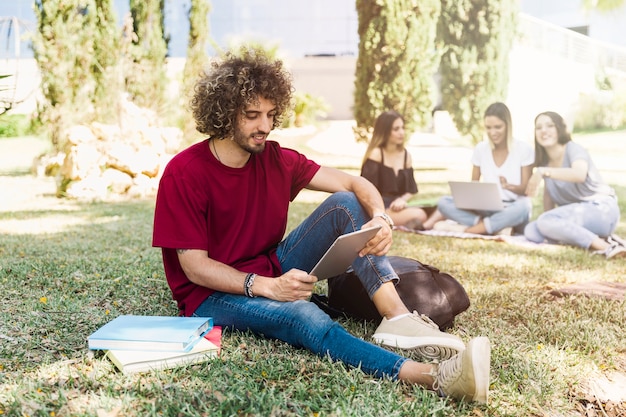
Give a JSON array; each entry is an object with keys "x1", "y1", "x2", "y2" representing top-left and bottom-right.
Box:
[{"x1": 88, "y1": 315, "x2": 221, "y2": 374}]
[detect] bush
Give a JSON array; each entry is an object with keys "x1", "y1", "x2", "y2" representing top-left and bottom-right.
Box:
[
  {"x1": 32, "y1": 0, "x2": 121, "y2": 149},
  {"x1": 283, "y1": 92, "x2": 330, "y2": 128},
  {"x1": 575, "y1": 88, "x2": 626, "y2": 131},
  {"x1": 437, "y1": 0, "x2": 518, "y2": 144},
  {"x1": 353, "y1": 0, "x2": 441, "y2": 142},
  {"x1": 0, "y1": 114, "x2": 37, "y2": 138}
]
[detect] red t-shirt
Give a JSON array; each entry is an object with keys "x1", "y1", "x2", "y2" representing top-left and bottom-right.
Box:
[{"x1": 152, "y1": 139, "x2": 321, "y2": 316}]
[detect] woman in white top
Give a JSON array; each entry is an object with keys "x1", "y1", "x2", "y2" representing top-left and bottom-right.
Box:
[{"x1": 423, "y1": 102, "x2": 534, "y2": 235}]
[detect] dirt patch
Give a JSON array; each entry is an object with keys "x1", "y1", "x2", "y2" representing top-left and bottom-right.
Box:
[{"x1": 551, "y1": 281, "x2": 626, "y2": 301}]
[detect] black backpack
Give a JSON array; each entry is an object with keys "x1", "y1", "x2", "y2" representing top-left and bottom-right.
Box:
[{"x1": 312, "y1": 256, "x2": 470, "y2": 330}]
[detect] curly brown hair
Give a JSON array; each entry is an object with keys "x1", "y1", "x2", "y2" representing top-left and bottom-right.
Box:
[{"x1": 191, "y1": 49, "x2": 294, "y2": 138}]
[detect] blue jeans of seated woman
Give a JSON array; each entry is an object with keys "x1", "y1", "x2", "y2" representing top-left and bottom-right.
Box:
[
  {"x1": 194, "y1": 192, "x2": 407, "y2": 379},
  {"x1": 524, "y1": 196, "x2": 620, "y2": 249},
  {"x1": 437, "y1": 195, "x2": 532, "y2": 234}
]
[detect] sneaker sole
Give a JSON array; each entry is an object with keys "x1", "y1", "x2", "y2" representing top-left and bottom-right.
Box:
[
  {"x1": 372, "y1": 333, "x2": 465, "y2": 361},
  {"x1": 467, "y1": 337, "x2": 491, "y2": 403},
  {"x1": 607, "y1": 246, "x2": 626, "y2": 259}
]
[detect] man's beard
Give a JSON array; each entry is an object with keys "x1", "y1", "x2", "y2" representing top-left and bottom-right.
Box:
[{"x1": 233, "y1": 128, "x2": 266, "y2": 154}]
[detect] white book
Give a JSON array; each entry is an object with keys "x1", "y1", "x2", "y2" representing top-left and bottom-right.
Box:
[{"x1": 105, "y1": 327, "x2": 221, "y2": 374}]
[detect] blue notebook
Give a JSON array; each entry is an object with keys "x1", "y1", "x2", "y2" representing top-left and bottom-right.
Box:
[{"x1": 88, "y1": 315, "x2": 212, "y2": 352}]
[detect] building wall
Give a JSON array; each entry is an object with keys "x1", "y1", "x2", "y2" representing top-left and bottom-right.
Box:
[
  {"x1": 289, "y1": 56, "x2": 356, "y2": 120},
  {"x1": 7, "y1": 57, "x2": 359, "y2": 120},
  {"x1": 519, "y1": 0, "x2": 626, "y2": 47}
]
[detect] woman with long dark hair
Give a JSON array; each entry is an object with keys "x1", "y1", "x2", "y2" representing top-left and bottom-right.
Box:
[
  {"x1": 360, "y1": 111, "x2": 428, "y2": 230},
  {"x1": 524, "y1": 111, "x2": 624, "y2": 258}
]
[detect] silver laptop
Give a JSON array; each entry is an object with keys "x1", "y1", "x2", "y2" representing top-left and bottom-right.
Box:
[
  {"x1": 309, "y1": 225, "x2": 382, "y2": 280},
  {"x1": 449, "y1": 181, "x2": 504, "y2": 211}
]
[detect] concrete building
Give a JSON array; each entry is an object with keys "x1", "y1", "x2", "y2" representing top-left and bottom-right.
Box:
[{"x1": 520, "y1": 0, "x2": 626, "y2": 47}]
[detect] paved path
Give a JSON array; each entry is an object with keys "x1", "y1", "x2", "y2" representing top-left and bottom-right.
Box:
[{"x1": 0, "y1": 136, "x2": 59, "y2": 214}]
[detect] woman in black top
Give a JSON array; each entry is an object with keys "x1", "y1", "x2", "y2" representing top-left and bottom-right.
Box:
[{"x1": 361, "y1": 111, "x2": 427, "y2": 230}]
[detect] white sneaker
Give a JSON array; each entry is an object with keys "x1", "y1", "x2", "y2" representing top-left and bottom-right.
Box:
[
  {"x1": 373, "y1": 312, "x2": 465, "y2": 361},
  {"x1": 593, "y1": 241, "x2": 626, "y2": 259},
  {"x1": 606, "y1": 243, "x2": 626, "y2": 259},
  {"x1": 495, "y1": 227, "x2": 512, "y2": 236},
  {"x1": 608, "y1": 234, "x2": 626, "y2": 247},
  {"x1": 433, "y1": 221, "x2": 468, "y2": 233},
  {"x1": 432, "y1": 337, "x2": 491, "y2": 403}
]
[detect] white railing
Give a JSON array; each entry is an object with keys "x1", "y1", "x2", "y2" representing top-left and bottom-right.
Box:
[
  {"x1": 518, "y1": 13, "x2": 626, "y2": 75},
  {"x1": 0, "y1": 17, "x2": 35, "y2": 110}
]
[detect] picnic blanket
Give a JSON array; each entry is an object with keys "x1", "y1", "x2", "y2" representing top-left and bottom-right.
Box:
[
  {"x1": 399, "y1": 226, "x2": 626, "y2": 252},
  {"x1": 395, "y1": 225, "x2": 548, "y2": 249}
]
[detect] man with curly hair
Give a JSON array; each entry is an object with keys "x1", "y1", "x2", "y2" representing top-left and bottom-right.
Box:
[{"x1": 153, "y1": 48, "x2": 491, "y2": 403}]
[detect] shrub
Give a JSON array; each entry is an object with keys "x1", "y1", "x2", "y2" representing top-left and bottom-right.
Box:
[
  {"x1": 32, "y1": 0, "x2": 121, "y2": 150},
  {"x1": 0, "y1": 114, "x2": 37, "y2": 138},
  {"x1": 437, "y1": 0, "x2": 518, "y2": 144},
  {"x1": 127, "y1": 0, "x2": 169, "y2": 114},
  {"x1": 574, "y1": 79, "x2": 626, "y2": 131},
  {"x1": 353, "y1": 0, "x2": 441, "y2": 142},
  {"x1": 284, "y1": 92, "x2": 330, "y2": 128}
]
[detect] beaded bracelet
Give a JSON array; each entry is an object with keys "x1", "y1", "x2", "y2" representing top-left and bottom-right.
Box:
[{"x1": 244, "y1": 272, "x2": 257, "y2": 298}]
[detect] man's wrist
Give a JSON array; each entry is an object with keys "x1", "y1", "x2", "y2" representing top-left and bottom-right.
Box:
[
  {"x1": 244, "y1": 272, "x2": 257, "y2": 298},
  {"x1": 374, "y1": 212, "x2": 394, "y2": 229}
]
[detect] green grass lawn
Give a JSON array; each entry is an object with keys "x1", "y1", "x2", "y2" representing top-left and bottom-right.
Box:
[{"x1": 1, "y1": 129, "x2": 625, "y2": 416}]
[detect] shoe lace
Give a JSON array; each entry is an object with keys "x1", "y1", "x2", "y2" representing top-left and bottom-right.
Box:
[
  {"x1": 431, "y1": 354, "x2": 463, "y2": 394},
  {"x1": 410, "y1": 311, "x2": 439, "y2": 330}
]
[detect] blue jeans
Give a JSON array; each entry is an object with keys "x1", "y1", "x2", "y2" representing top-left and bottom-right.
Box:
[
  {"x1": 524, "y1": 196, "x2": 620, "y2": 249},
  {"x1": 194, "y1": 192, "x2": 407, "y2": 379},
  {"x1": 437, "y1": 195, "x2": 532, "y2": 234}
]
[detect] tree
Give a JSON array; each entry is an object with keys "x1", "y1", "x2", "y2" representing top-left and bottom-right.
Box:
[
  {"x1": 93, "y1": 0, "x2": 123, "y2": 121},
  {"x1": 0, "y1": 74, "x2": 14, "y2": 116},
  {"x1": 32, "y1": 0, "x2": 120, "y2": 149},
  {"x1": 581, "y1": 0, "x2": 626, "y2": 12},
  {"x1": 437, "y1": 0, "x2": 518, "y2": 144},
  {"x1": 127, "y1": 0, "x2": 169, "y2": 113},
  {"x1": 353, "y1": 0, "x2": 441, "y2": 142},
  {"x1": 183, "y1": 0, "x2": 211, "y2": 93},
  {"x1": 181, "y1": 0, "x2": 211, "y2": 141}
]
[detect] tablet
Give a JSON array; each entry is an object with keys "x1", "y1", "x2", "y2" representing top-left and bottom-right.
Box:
[{"x1": 309, "y1": 225, "x2": 382, "y2": 280}]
